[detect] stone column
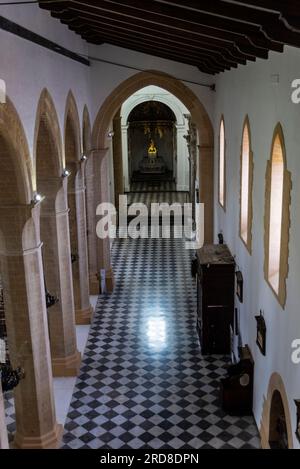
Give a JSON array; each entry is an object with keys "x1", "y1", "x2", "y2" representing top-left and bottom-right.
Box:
[
  {"x1": 0, "y1": 205, "x2": 62, "y2": 449},
  {"x1": 92, "y1": 149, "x2": 114, "y2": 292},
  {"x1": 176, "y1": 124, "x2": 189, "y2": 191},
  {"x1": 198, "y1": 145, "x2": 214, "y2": 244},
  {"x1": 0, "y1": 382, "x2": 8, "y2": 449},
  {"x1": 113, "y1": 115, "x2": 124, "y2": 210},
  {"x1": 68, "y1": 166, "x2": 92, "y2": 324},
  {"x1": 85, "y1": 154, "x2": 99, "y2": 295},
  {"x1": 121, "y1": 124, "x2": 130, "y2": 192},
  {"x1": 40, "y1": 176, "x2": 81, "y2": 376}
]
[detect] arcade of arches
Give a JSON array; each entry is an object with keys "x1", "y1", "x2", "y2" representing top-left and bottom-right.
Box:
[{"x1": 1, "y1": 6, "x2": 300, "y2": 451}]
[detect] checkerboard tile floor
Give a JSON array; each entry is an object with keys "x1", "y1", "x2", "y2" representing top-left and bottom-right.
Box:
[{"x1": 61, "y1": 235, "x2": 260, "y2": 449}]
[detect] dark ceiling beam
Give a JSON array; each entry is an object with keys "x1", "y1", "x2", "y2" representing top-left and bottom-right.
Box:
[
  {"x1": 80, "y1": 28, "x2": 227, "y2": 73},
  {"x1": 40, "y1": 1, "x2": 281, "y2": 56},
  {"x1": 85, "y1": 33, "x2": 221, "y2": 74},
  {"x1": 113, "y1": 0, "x2": 300, "y2": 48},
  {"x1": 92, "y1": 0, "x2": 285, "y2": 50},
  {"x1": 220, "y1": 0, "x2": 300, "y2": 30},
  {"x1": 61, "y1": 12, "x2": 249, "y2": 64},
  {"x1": 47, "y1": 4, "x2": 273, "y2": 59},
  {"x1": 75, "y1": 22, "x2": 237, "y2": 69},
  {"x1": 61, "y1": 16, "x2": 243, "y2": 68}
]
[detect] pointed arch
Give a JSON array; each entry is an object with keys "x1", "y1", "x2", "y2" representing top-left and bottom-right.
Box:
[
  {"x1": 260, "y1": 372, "x2": 294, "y2": 449},
  {"x1": 92, "y1": 70, "x2": 214, "y2": 243},
  {"x1": 264, "y1": 123, "x2": 291, "y2": 307},
  {"x1": 64, "y1": 91, "x2": 81, "y2": 164},
  {"x1": 218, "y1": 116, "x2": 226, "y2": 210},
  {"x1": 82, "y1": 105, "x2": 92, "y2": 156},
  {"x1": 34, "y1": 88, "x2": 63, "y2": 180},
  {"x1": 239, "y1": 115, "x2": 254, "y2": 253},
  {"x1": 0, "y1": 96, "x2": 33, "y2": 205}
]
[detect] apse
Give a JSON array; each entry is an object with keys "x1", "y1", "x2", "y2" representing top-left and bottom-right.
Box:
[{"x1": 127, "y1": 101, "x2": 176, "y2": 182}]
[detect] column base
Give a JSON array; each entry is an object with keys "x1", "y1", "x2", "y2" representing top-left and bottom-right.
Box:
[
  {"x1": 13, "y1": 423, "x2": 63, "y2": 449},
  {"x1": 89, "y1": 274, "x2": 100, "y2": 295},
  {"x1": 75, "y1": 305, "x2": 93, "y2": 325},
  {"x1": 52, "y1": 350, "x2": 81, "y2": 377},
  {"x1": 105, "y1": 267, "x2": 114, "y2": 293}
]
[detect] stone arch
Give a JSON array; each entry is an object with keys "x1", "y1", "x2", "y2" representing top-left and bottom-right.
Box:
[
  {"x1": 64, "y1": 91, "x2": 81, "y2": 166},
  {"x1": 0, "y1": 96, "x2": 33, "y2": 205},
  {"x1": 33, "y1": 88, "x2": 63, "y2": 180},
  {"x1": 121, "y1": 93, "x2": 188, "y2": 127},
  {"x1": 120, "y1": 89, "x2": 190, "y2": 192},
  {"x1": 260, "y1": 372, "x2": 294, "y2": 449},
  {"x1": 92, "y1": 70, "x2": 214, "y2": 242},
  {"x1": 65, "y1": 92, "x2": 91, "y2": 324},
  {"x1": 0, "y1": 97, "x2": 60, "y2": 448}
]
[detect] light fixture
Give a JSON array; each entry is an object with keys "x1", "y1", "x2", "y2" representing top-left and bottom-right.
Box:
[
  {"x1": 108, "y1": 130, "x2": 114, "y2": 138},
  {"x1": 80, "y1": 154, "x2": 87, "y2": 162},
  {"x1": 62, "y1": 168, "x2": 70, "y2": 178},
  {"x1": 31, "y1": 192, "x2": 44, "y2": 206}
]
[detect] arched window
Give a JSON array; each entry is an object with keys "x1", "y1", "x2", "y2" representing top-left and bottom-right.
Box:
[
  {"x1": 239, "y1": 117, "x2": 253, "y2": 252},
  {"x1": 218, "y1": 117, "x2": 226, "y2": 209},
  {"x1": 264, "y1": 124, "x2": 291, "y2": 307}
]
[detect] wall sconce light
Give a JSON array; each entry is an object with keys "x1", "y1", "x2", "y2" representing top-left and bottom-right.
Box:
[
  {"x1": 295, "y1": 400, "x2": 300, "y2": 443},
  {"x1": 218, "y1": 232, "x2": 224, "y2": 244},
  {"x1": 62, "y1": 168, "x2": 70, "y2": 178},
  {"x1": 31, "y1": 192, "x2": 44, "y2": 206},
  {"x1": 108, "y1": 130, "x2": 114, "y2": 138},
  {"x1": 80, "y1": 154, "x2": 87, "y2": 162},
  {"x1": 45, "y1": 290, "x2": 59, "y2": 309},
  {"x1": 71, "y1": 252, "x2": 79, "y2": 264}
]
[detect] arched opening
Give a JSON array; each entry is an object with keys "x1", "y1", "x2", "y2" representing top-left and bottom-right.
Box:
[
  {"x1": 260, "y1": 372, "x2": 294, "y2": 449},
  {"x1": 127, "y1": 100, "x2": 177, "y2": 185},
  {"x1": 92, "y1": 71, "x2": 214, "y2": 267},
  {"x1": 35, "y1": 89, "x2": 80, "y2": 377},
  {"x1": 65, "y1": 93, "x2": 92, "y2": 324},
  {"x1": 268, "y1": 135, "x2": 284, "y2": 292},
  {"x1": 218, "y1": 117, "x2": 226, "y2": 209},
  {"x1": 0, "y1": 98, "x2": 60, "y2": 448},
  {"x1": 82, "y1": 106, "x2": 98, "y2": 294},
  {"x1": 264, "y1": 124, "x2": 291, "y2": 307},
  {"x1": 269, "y1": 390, "x2": 289, "y2": 449},
  {"x1": 239, "y1": 117, "x2": 253, "y2": 253}
]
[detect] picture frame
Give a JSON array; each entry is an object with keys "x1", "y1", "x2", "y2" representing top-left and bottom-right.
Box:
[
  {"x1": 255, "y1": 311, "x2": 266, "y2": 356},
  {"x1": 235, "y1": 270, "x2": 243, "y2": 303},
  {"x1": 234, "y1": 307, "x2": 239, "y2": 336}
]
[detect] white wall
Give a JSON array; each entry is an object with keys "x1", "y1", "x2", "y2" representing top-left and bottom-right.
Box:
[
  {"x1": 214, "y1": 45, "x2": 300, "y2": 448},
  {"x1": 88, "y1": 44, "x2": 215, "y2": 127},
  {"x1": 0, "y1": 4, "x2": 91, "y2": 157}
]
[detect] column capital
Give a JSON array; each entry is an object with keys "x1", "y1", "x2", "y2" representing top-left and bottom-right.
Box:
[{"x1": 90, "y1": 148, "x2": 109, "y2": 160}]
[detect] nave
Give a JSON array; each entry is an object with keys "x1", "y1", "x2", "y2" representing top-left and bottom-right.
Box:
[{"x1": 62, "y1": 234, "x2": 260, "y2": 449}]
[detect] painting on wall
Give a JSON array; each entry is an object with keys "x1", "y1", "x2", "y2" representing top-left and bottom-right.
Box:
[
  {"x1": 236, "y1": 270, "x2": 243, "y2": 303},
  {"x1": 255, "y1": 311, "x2": 266, "y2": 356}
]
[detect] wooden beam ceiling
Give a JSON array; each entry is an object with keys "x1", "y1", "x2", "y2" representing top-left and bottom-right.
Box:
[{"x1": 39, "y1": 0, "x2": 300, "y2": 75}]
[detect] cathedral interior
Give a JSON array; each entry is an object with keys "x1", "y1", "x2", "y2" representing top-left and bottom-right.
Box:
[{"x1": 0, "y1": 0, "x2": 300, "y2": 452}]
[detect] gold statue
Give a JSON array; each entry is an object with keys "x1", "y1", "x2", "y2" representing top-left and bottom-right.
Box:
[{"x1": 148, "y1": 139, "x2": 157, "y2": 157}]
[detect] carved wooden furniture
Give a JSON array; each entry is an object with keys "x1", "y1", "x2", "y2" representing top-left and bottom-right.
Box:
[
  {"x1": 196, "y1": 244, "x2": 235, "y2": 354},
  {"x1": 220, "y1": 344, "x2": 254, "y2": 415}
]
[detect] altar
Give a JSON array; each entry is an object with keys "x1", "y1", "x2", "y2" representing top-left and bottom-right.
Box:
[{"x1": 139, "y1": 139, "x2": 166, "y2": 174}]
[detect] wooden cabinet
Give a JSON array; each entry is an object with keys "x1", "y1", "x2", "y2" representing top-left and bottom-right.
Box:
[{"x1": 196, "y1": 244, "x2": 235, "y2": 354}]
